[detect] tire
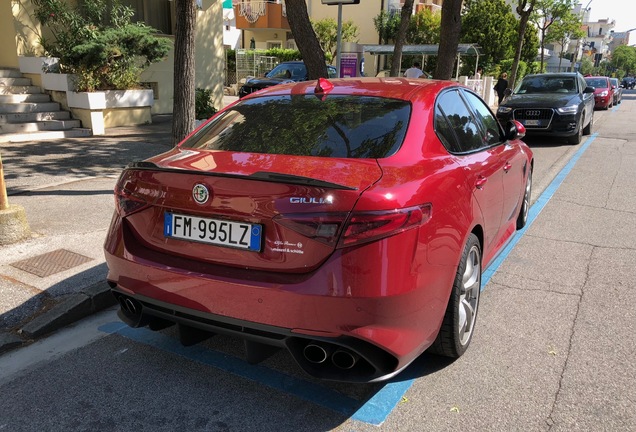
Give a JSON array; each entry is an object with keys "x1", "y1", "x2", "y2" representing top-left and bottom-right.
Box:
[
  {"x1": 567, "y1": 121, "x2": 583, "y2": 144},
  {"x1": 583, "y1": 110, "x2": 593, "y2": 136},
  {"x1": 429, "y1": 233, "x2": 481, "y2": 358},
  {"x1": 516, "y1": 169, "x2": 532, "y2": 229}
]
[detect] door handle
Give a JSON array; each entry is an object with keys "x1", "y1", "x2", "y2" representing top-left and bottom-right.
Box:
[
  {"x1": 475, "y1": 176, "x2": 488, "y2": 189},
  {"x1": 503, "y1": 162, "x2": 512, "y2": 173}
]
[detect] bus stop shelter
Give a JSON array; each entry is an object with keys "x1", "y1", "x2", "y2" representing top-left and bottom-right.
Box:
[{"x1": 362, "y1": 43, "x2": 482, "y2": 79}]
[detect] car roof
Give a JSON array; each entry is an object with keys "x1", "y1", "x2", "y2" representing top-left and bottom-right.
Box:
[
  {"x1": 524, "y1": 72, "x2": 581, "y2": 79},
  {"x1": 248, "y1": 77, "x2": 460, "y2": 102}
]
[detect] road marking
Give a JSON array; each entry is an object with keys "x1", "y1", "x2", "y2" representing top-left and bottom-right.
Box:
[
  {"x1": 97, "y1": 134, "x2": 599, "y2": 426},
  {"x1": 482, "y1": 133, "x2": 598, "y2": 284}
]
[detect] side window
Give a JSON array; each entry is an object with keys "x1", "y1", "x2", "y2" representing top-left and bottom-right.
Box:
[
  {"x1": 462, "y1": 90, "x2": 502, "y2": 146},
  {"x1": 434, "y1": 105, "x2": 461, "y2": 153},
  {"x1": 435, "y1": 90, "x2": 485, "y2": 153}
]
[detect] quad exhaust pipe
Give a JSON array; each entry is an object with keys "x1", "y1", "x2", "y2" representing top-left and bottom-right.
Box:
[{"x1": 303, "y1": 343, "x2": 359, "y2": 370}]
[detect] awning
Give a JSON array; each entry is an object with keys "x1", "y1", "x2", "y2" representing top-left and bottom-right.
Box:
[{"x1": 362, "y1": 43, "x2": 482, "y2": 56}]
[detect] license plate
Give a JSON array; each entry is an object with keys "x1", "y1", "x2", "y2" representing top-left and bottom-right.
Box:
[
  {"x1": 524, "y1": 119, "x2": 540, "y2": 126},
  {"x1": 164, "y1": 212, "x2": 261, "y2": 251}
]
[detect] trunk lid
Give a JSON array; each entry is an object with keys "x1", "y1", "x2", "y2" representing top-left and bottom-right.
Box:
[{"x1": 117, "y1": 148, "x2": 382, "y2": 272}]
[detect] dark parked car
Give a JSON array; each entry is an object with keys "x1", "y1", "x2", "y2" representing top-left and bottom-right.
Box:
[
  {"x1": 622, "y1": 76, "x2": 635, "y2": 89},
  {"x1": 105, "y1": 77, "x2": 533, "y2": 383},
  {"x1": 238, "y1": 61, "x2": 337, "y2": 98},
  {"x1": 497, "y1": 72, "x2": 595, "y2": 144},
  {"x1": 610, "y1": 78, "x2": 622, "y2": 105},
  {"x1": 585, "y1": 76, "x2": 613, "y2": 109}
]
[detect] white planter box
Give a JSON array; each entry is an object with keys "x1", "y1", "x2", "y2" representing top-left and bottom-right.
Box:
[
  {"x1": 68, "y1": 89, "x2": 154, "y2": 109},
  {"x1": 18, "y1": 56, "x2": 59, "y2": 74},
  {"x1": 42, "y1": 73, "x2": 76, "y2": 92},
  {"x1": 104, "y1": 89, "x2": 154, "y2": 108}
]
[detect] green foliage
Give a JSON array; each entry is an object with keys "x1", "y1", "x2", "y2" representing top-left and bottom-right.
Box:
[
  {"x1": 610, "y1": 45, "x2": 636, "y2": 75},
  {"x1": 407, "y1": 9, "x2": 441, "y2": 44},
  {"x1": 498, "y1": 59, "x2": 528, "y2": 83},
  {"x1": 460, "y1": 0, "x2": 518, "y2": 71},
  {"x1": 373, "y1": 10, "x2": 401, "y2": 44},
  {"x1": 32, "y1": 0, "x2": 172, "y2": 91},
  {"x1": 521, "y1": 25, "x2": 540, "y2": 64},
  {"x1": 579, "y1": 56, "x2": 594, "y2": 75},
  {"x1": 311, "y1": 18, "x2": 359, "y2": 60},
  {"x1": 195, "y1": 88, "x2": 217, "y2": 120}
]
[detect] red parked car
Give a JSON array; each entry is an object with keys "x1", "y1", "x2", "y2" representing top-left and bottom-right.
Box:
[
  {"x1": 104, "y1": 78, "x2": 533, "y2": 382},
  {"x1": 585, "y1": 76, "x2": 613, "y2": 109}
]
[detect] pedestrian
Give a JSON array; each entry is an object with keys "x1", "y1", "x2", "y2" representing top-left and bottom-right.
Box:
[
  {"x1": 494, "y1": 72, "x2": 509, "y2": 105},
  {"x1": 404, "y1": 61, "x2": 424, "y2": 79}
]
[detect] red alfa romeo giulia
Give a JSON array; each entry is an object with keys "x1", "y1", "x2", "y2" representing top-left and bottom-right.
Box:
[{"x1": 104, "y1": 77, "x2": 533, "y2": 382}]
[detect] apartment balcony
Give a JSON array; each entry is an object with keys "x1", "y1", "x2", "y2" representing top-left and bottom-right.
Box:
[{"x1": 234, "y1": 1, "x2": 290, "y2": 30}]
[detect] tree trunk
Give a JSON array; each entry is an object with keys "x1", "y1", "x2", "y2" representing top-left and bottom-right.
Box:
[
  {"x1": 510, "y1": 1, "x2": 534, "y2": 90},
  {"x1": 434, "y1": 0, "x2": 462, "y2": 80},
  {"x1": 172, "y1": 0, "x2": 197, "y2": 146},
  {"x1": 390, "y1": 0, "x2": 415, "y2": 77},
  {"x1": 285, "y1": 0, "x2": 328, "y2": 79}
]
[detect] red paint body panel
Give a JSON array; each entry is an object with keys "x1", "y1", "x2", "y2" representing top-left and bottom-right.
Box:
[{"x1": 104, "y1": 78, "x2": 533, "y2": 381}]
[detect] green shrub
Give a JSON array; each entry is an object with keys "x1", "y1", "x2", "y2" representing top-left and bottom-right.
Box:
[
  {"x1": 195, "y1": 88, "x2": 217, "y2": 120},
  {"x1": 33, "y1": 0, "x2": 171, "y2": 92}
]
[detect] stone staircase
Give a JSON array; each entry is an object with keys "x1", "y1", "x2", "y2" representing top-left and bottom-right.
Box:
[{"x1": 0, "y1": 68, "x2": 91, "y2": 143}]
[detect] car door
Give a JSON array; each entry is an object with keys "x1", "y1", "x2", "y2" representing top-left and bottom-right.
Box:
[
  {"x1": 579, "y1": 75, "x2": 595, "y2": 123},
  {"x1": 461, "y1": 90, "x2": 527, "y2": 237},
  {"x1": 435, "y1": 89, "x2": 505, "y2": 255}
]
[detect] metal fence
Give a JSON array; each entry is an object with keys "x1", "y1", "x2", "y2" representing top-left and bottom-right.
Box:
[{"x1": 235, "y1": 49, "x2": 279, "y2": 85}]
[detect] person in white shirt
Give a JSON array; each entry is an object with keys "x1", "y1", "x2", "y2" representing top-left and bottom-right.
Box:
[{"x1": 404, "y1": 62, "x2": 424, "y2": 79}]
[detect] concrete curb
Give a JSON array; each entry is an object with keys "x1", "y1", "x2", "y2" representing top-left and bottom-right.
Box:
[{"x1": 0, "y1": 281, "x2": 116, "y2": 354}]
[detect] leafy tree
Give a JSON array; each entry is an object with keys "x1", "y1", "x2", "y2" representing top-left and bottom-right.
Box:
[
  {"x1": 32, "y1": 0, "x2": 171, "y2": 91},
  {"x1": 579, "y1": 56, "x2": 594, "y2": 75},
  {"x1": 373, "y1": 10, "x2": 401, "y2": 44},
  {"x1": 312, "y1": 18, "x2": 359, "y2": 62},
  {"x1": 521, "y1": 24, "x2": 540, "y2": 65},
  {"x1": 532, "y1": 0, "x2": 577, "y2": 71},
  {"x1": 460, "y1": 0, "x2": 517, "y2": 72},
  {"x1": 610, "y1": 45, "x2": 636, "y2": 76},
  {"x1": 545, "y1": 9, "x2": 584, "y2": 70},
  {"x1": 407, "y1": 8, "x2": 441, "y2": 44},
  {"x1": 390, "y1": 0, "x2": 416, "y2": 77},
  {"x1": 510, "y1": 0, "x2": 537, "y2": 89},
  {"x1": 285, "y1": 0, "x2": 328, "y2": 79},
  {"x1": 172, "y1": 0, "x2": 196, "y2": 145},
  {"x1": 435, "y1": 0, "x2": 463, "y2": 79},
  {"x1": 406, "y1": 9, "x2": 441, "y2": 72}
]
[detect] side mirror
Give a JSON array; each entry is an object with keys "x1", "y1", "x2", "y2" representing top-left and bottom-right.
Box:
[
  {"x1": 506, "y1": 120, "x2": 526, "y2": 140},
  {"x1": 611, "y1": 85, "x2": 616, "y2": 90},
  {"x1": 504, "y1": 88, "x2": 513, "y2": 96},
  {"x1": 584, "y1": 86, "x2": 595, "y2": 94}
]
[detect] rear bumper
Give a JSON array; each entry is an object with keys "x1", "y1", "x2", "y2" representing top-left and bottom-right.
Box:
[{"x1": 104, "y1": 214, "x2": 454, "y2": 382}]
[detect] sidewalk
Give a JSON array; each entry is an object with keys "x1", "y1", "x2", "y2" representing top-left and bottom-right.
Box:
[{"x1": 0, "y1": 96, "x2": 239, "y2": 352}]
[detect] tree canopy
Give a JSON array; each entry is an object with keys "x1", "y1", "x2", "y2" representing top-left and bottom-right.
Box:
[
  {"x1": 460, "y1": 0, "x2": 518, "y2": 72},
  {"x1": 312, "y1": 18, "x2": 359, "y2": 62}
]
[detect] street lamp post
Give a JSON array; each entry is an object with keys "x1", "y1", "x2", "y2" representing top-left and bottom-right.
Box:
[{"x1": 321, "y1": 0, "x2": 360, "y2": 78}]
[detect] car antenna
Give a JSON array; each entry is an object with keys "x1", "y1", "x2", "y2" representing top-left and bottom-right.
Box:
[{"x1": 314, "y1": 77, "x2": 334, "y2": 100}]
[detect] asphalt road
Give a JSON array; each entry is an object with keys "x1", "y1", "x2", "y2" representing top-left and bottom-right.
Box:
[{"x1": 0, "y1": 93, "x2": 634, "y2": 431}]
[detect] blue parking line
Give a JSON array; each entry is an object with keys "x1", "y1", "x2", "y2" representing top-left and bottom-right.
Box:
[
  {"x1": 98, "y1": 322, "x2": 360, "y2": 416},
  {"x1": 482, "y1": 133, "x2": 598, "y2": 285},
  {"x1": 98, "y1": 134, "x2": 598, "y2": 426}
]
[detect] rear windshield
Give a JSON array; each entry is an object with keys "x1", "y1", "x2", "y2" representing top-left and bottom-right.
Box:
[
  {"x1": 516, "y1": 76, "x2": 577, "y2": 94},
  {"x1": 585, "y1": 78, "x2": 609, "y2": 88},
  {"x1": 180, "y1": 95, "x2": 411, "y2": 159}
]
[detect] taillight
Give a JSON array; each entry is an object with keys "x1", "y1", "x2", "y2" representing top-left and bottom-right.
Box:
[
  {"x1": 114, "y1": 175, "x2": 149, "y2": 217},
  {"x1": 274, "y1": 204, "x2": 432, "y2": 249},
  {"x1": 339, "y1": 204, "x2": 431, "y2": 247}
]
